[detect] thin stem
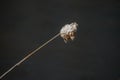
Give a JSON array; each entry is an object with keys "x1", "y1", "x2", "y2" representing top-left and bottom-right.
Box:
[{"x1": 0, "y1": 33, "x2": 60, "y2": 79}]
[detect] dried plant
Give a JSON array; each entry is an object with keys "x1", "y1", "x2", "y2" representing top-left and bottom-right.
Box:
[{"x1": 0, "y1": 22, "x2": 78, "y2": 79}]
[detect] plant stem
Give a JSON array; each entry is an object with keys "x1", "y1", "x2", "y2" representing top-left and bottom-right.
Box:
[{"x1": 0, "y1": 33, "x2": 60, "y2": 79}]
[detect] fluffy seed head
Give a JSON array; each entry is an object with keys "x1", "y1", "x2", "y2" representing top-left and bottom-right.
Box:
[{"x1": 60, "y1": 22, "x2": 78, "y2": 43}]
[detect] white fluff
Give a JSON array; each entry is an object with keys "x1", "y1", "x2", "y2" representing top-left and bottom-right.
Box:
[{"x1": 60, "y1": 22, "x2": 78, "y2": 43}]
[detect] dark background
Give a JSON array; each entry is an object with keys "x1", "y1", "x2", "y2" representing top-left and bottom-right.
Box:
[{"x1": 0, "y1": 0, "x2": 120, "y2": 80}]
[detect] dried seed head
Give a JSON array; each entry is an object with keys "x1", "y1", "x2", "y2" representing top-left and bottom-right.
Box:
[{"x1": 60, "y1": 22, "x2": 78, "y2": 43}]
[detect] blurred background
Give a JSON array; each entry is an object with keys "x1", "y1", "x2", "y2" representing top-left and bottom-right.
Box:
[{"x1": 0, "y1": 0, "x2": 120, "y2": 80}]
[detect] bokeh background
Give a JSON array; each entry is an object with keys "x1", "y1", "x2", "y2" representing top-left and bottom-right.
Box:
[{"x1": 0, "y1": 0, "x2": 120, "y2": 80}]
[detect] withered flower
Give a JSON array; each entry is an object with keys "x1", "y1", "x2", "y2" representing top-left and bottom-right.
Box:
[
  {"x1": 0, "y1": 22, "x2": 79, "y2": 79},
  {"x1": 60, "y1": 22, "x2": 78, "y2": 43}
]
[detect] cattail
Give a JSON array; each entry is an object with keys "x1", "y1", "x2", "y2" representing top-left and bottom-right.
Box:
[{"x1": 0, "y1": 22, "x2": 78, "y2": 79}]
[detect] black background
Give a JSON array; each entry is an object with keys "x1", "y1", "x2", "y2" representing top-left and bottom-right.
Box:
[{"x1": 0, "y1": 0, "x2": 120, "y2": 80}]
